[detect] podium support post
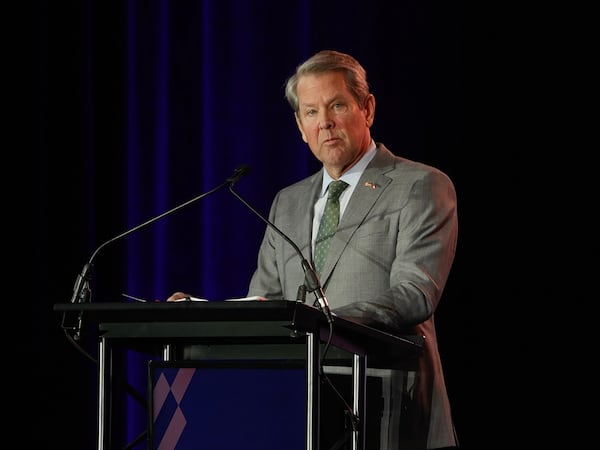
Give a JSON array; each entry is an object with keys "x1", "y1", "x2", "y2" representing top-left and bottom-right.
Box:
[
  {"x1": 306, "y1": 331, "x2": 320, "y2": 450},
  {"x1": 352, "y1": 353, "x2": 367, "y2": 450},
  {"x1": 97, "y1": 338, "x2": 108, "y2": 450}
]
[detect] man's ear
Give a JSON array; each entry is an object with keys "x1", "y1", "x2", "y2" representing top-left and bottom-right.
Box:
[
  {"x1": 364, "y1": 94, "x2": 376, "y2": 128},
  {"x1": 295, "y1": 112, "x2": 308, "y2": 143}
]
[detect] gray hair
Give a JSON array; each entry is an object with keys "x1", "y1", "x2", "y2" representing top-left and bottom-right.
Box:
[{"x1": 284, "y1": 50, "x2": 371, "y2": 112}]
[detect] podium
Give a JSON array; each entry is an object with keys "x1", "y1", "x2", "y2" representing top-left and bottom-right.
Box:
[{"x1": 54, "y1": 300, "x2": 423, "y2": 450}]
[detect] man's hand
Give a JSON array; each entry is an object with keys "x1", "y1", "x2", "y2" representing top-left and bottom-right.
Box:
[{"x1": 166, "y1": 291, "x2": 189, "y2": 302}]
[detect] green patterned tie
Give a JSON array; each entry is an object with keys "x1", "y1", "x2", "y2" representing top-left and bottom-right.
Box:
[{"x1": 314, "y1": 180, "x2": 349, "y2": 276}]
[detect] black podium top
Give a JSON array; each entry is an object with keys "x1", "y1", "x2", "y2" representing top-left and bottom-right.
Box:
[{"x1": 54, "y1": 300, "x2": 423, "y2": 363}]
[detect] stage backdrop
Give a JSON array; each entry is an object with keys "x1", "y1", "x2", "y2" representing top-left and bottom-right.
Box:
[{"x1": 40, "y1": 1, "x2": 472, "y2": 449}]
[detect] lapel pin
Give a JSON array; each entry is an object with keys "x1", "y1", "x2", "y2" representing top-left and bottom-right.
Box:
[{"x1": 364, "y1": 181, "x2": 377, "y2": 189}]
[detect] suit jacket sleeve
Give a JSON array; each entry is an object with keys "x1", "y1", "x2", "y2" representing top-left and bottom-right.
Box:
[{"x1": 331, "y1": 160, "x2": 458, "y2": 331}]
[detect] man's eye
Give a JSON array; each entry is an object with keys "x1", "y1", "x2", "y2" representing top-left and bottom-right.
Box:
[{"x1": 306, "y1": 110, "x2": 316, "y2": 117}]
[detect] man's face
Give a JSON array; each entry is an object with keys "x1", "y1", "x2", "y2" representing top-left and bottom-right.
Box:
[{"x1": 294, "y1": 71, "x2": 374, "y2": 178}]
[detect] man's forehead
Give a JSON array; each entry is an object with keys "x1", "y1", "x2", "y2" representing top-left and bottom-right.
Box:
[{"x1": 297, "y1": 73, "x2": 350, "y2": 103}]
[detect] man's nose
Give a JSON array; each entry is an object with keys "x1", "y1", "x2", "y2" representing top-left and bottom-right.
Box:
[{"x1": 319, "y1": 118, "x2": 334, "y2": 130}]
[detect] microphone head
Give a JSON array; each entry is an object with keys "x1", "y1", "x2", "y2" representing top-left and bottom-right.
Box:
[
  {"x1": 227, "y1": 164, "x2": 251, "y2": 184},
  {"x1": 235, "y1": 164, "x2": 250, "y2": 176}
]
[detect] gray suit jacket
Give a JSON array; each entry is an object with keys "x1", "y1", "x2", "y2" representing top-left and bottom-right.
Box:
[{"x1": 248, "y1": 143, "x2": 459, "y2": 449}]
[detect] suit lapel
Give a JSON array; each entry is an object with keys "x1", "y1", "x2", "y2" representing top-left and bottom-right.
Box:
[{"x1": 319, "y1": 145, "x2": 396, "y2": 282}]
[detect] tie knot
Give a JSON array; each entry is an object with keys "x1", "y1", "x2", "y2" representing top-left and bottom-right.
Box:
[{"x1": 327, "y1": 180, "x2": 348, "y2": 200}]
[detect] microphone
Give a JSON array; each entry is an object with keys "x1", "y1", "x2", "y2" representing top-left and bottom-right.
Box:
[
  {"x1": 228, "y1": 171, "x2": 334, "y2": 324},
  {"x1": 226, "y1": 164, "x2": 250, "y2": 185},
  {"x1": 64, "y1": 165, "x2": 248, "y2": 340}
]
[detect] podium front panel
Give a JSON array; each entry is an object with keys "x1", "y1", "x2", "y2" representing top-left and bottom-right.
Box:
[{"x1": 148, "y1": 360, "x2": 306, "y2": 450}]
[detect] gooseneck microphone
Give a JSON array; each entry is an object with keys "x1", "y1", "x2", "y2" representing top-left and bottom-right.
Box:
[
  {"x1": 228, "y1": 167, "x2": 359, "y2": 438},
  {"x1": 65, "y1": 165, "x2": 249, "y2": 340},
  {"x1": 226, "y1": 164, "x2": 250, "y2": 185},
  {"x1": 228, "y1": 168, "x2": 334, "y2": 324}
]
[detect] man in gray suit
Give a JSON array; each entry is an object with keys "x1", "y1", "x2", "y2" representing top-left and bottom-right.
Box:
[{"x1": 247, "y1": 50, "x2": 459, "y2": 450}]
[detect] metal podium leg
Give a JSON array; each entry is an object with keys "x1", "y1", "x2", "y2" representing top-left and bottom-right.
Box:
[
  {"x1": 97, "y1": 337, "x2": 109, "y2": 450},
  {"x1": 306, "y1": 332, "x2": 320, "y2": 450},
  {"x1": 352, "y1": 353, "x2": 367, "y2": 450},
  {"x1": 162, "y1": 344, "x2": 173, "y2": 361}
]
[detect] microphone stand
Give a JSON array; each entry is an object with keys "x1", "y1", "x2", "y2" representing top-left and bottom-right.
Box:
[
  {"x1": 63, "y1": 166, "x2": 248, "y2": 341},
  {"x1": 228, "y1": 184, "x2": 334, "y2": 324},
  {"x1": 229, "y1": 178, "x2": 360, "y2": 439}
]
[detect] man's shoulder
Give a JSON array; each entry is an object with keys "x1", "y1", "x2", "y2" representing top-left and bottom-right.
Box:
[
  {"x1": 376, "y1": 142, "x2": 451, "y2": 178},
  {"x1": 274, "y1": 171, "x2": 321, "y2": 202}
]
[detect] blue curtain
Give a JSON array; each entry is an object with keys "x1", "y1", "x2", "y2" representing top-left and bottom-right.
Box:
[{"x1": 41, "y1": 1, "x2": 468, "y2": 448}]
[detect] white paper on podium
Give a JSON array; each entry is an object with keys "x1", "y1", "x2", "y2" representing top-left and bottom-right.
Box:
[{"x1": 121, "y1": 293, "x2": 267, "y2": 303}]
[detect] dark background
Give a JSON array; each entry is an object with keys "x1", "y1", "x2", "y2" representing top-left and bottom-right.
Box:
[{"x1": 38, "y1": 0, "x2": 526, "y2": 448}]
